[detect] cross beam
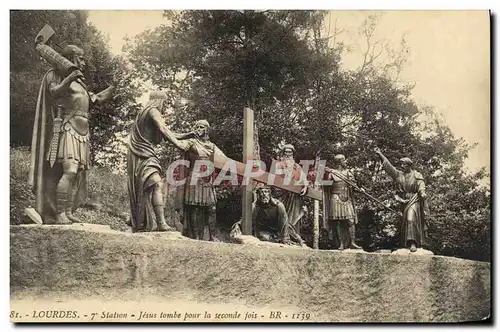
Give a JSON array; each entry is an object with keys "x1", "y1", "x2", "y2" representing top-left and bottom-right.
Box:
[
  {"x1": 213, "y1": 154, "x2": 323, "y2": 201},
  {"x1": 214, "y1": 107, "x2": 322, "y2": 235}
]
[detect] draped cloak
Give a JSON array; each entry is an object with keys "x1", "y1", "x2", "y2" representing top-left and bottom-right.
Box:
[
  {"x1": 381, "y1": 159, "x2": 429, "y2": 247},
  {"x1": 273, "y1": 159, "x2": 307, "y2": 235},
  {"x1": 127, "y1": 104, "x2": 164, "y2": 232},
  {"x1": 252, "y1": 198, "x2": 289, "y2": 242}
]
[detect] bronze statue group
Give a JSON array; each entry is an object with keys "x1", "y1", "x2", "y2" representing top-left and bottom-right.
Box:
[{"x1": 28, "y1": 39, "x2": 429, "y2": 254}]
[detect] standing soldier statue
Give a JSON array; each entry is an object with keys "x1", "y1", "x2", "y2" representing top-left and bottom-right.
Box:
[
  {"x1": 29, "y1": 25, "x2": 115, "y2": 224},
  {"x1": 163, "y1": 120, "x2": 227, "y2": 241},
  {"x1": 322, "y1": 154, "x2": 362, "y2": 250},
  {"x1": 374, "y1": 147, "x2": 429, "y2": 252}
]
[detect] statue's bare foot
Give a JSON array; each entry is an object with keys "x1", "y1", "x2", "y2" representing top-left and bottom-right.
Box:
[
  {"x1": 350, "y1": 242, "x2": 362, "y2": 249},
  {"x1": 53, "y1": 213, "x2": 72, "y2": 225},
  {"x1": 338, "y1": 244, "x2": 345, "y2": 251},
  {"x1": 410, "y1": 243, "x2": 417, "y2": 252},
  {"x1": 66, "y1": 211, "x2": 84, "y2": 224},
  {"x1": 157, "y1": 222, "x2": 175, "y2": 232}
]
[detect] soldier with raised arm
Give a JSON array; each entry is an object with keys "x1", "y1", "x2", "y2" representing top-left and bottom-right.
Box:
[
  {"x1": 29, "y1": 44, "x2": 114, "y2": 225},
  {"x1": 374, "y1": 147, "x2": 429, "y2": 252}
]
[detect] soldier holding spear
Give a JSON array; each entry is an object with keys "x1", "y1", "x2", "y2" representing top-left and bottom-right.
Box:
[
  {"x1": 320, "y1": 151, "x2": 400, "y2": 250},
  {"x1": 322, "y1": 154, "x2": 363, "y2": 250}
]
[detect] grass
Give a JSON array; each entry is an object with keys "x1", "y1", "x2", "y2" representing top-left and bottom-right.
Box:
[
  {"x1": 10, "y1": 146, "x2": 131, "y2": 231},
  {"x1": 86, "y1": 166, "x2": 129, "y2": 219},
  {"x1": 10, "y1": 147, "x2": 35, "y2": 225}
]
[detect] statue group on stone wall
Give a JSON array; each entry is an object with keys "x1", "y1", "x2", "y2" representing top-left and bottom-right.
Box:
[{"x1": 28, "y1": 28, "x2": 430, "y2": 254}]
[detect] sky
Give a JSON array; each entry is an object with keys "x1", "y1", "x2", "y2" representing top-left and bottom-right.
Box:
[{"x1": 87, "y1": 10, "x2": 490, "y2": 173}]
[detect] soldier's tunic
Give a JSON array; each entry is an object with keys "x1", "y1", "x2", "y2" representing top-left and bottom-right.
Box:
[
  {"x1": 323, "y1": 169, "x2": 357, "y2": 223},
  {"x1": 46, "y1": 70, "x2": 95, "y2": 169},
  {"x1": 178, "y1": 138, "x2": 225, "y2": 239},
  {"x1": 183, "y1": 139, "x2": 219, "y2": 206},
  {"x1": 321, "y1": 169, "x2": 358, "y2": 248}
]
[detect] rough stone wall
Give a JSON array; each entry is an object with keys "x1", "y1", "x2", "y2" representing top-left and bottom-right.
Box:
[{"x1": 10, "y1": 225, "x2": 490, "y2": 322}]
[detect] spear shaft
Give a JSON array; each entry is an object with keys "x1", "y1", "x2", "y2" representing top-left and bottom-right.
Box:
[{"x1": 328, "y1": 169, "x2": 399, "y2": 214}]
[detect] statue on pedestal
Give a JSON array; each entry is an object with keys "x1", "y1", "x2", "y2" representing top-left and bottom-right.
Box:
[
  {"x1": 127, "y1": 91, "x2": 192, "y2": 232},
  {"x1": 252, "y1": 185, "x2": 306, "y2": 246},
  {"x1": 322, "y1": 154, "x2": 362, "y2": 250},
  {"x1": 273, "y1": 144, "x2": 308, "y2": 246},
  {"x1": 374, "y1": 147, "x2": 429, "y2": 252},
  {"x1": 29, "y1": 36, "x2": 114, "y2": 225},
  {"x1": 163, "y1": 120, "x2": 226, "y2": 241}
]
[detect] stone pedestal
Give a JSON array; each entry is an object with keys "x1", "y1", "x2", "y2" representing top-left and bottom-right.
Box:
[
  {"x1": 10, "y1": 224, "x2": 490, "y2": 322},
  {"x1": 392, "y1": 248, "x2": 435, "y2": 255}
]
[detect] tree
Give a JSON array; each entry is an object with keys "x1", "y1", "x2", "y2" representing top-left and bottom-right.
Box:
[
  {"x1": 11, "y1": 10, "x2": 90, "y2": 145},
  {"x1": 125, "y1": 10, "x2": 336, "y2": 160}
]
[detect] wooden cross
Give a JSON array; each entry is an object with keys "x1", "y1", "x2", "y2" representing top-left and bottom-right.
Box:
[{"x1": 212, "y1": 108, "x2": 323, "y2": 235}]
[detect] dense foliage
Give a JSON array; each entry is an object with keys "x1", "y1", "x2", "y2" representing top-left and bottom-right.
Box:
[{"x1": 125, "y1": 10, "x2": 490, "y2": 261}]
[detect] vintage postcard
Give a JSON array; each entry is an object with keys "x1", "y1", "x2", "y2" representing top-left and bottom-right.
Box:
[{"x1": 9, "y1": 9, "x2": 491, "y2": 323}]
